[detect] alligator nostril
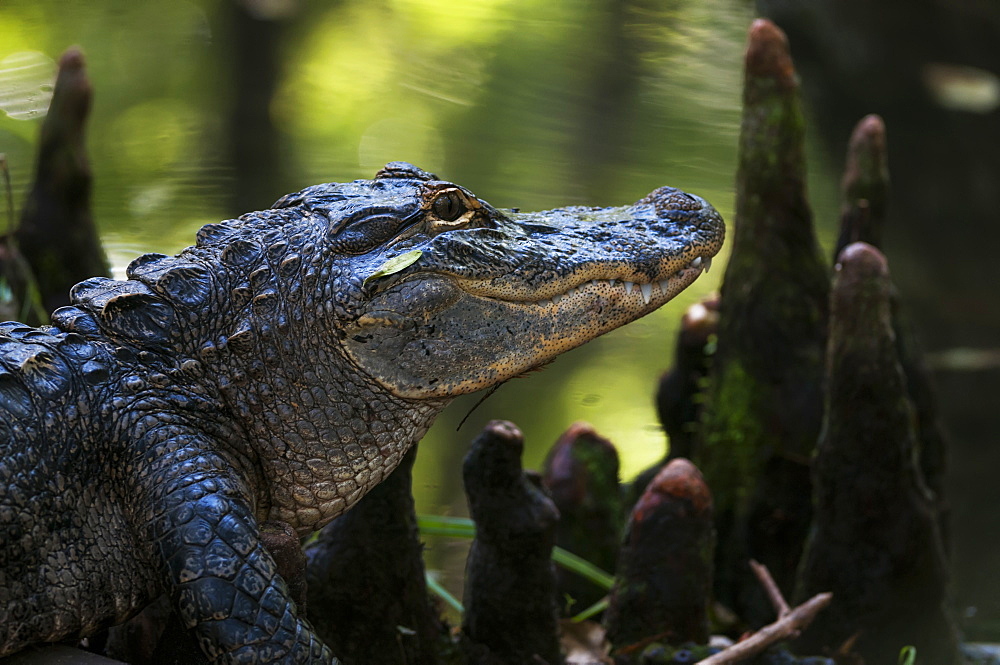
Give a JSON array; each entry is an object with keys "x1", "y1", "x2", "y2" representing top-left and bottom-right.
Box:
[
  {"x1": 641, "y1": 186, "x2": 704, "y2": 212},
  {"x1": 666, "y1": 192, "x2": 702, "y2": 212}
]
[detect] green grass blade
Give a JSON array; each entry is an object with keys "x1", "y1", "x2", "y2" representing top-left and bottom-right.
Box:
[
  {"x1": 551, "y1": 546, "x2": 615, "y2": 590},
  {"x1": 417, "y1": 515, "x2": 476, "y2": 538},
  {"x1": 569, "y1": 597, "x2": 609, "y2": 623},
  {"x1": 426, "y1": 571, "x2": 464, "y2": 615},
  {"x1": 417, "y1": 515, "x2": 616, "y2": 610}
]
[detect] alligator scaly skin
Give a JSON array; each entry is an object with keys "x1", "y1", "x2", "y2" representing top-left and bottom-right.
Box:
[{"x1": 0, "y1": 163, "x2": 724, "y2": 662}]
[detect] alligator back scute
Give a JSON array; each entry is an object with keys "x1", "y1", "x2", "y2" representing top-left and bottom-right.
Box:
[
  {"x1": 0, "y1": 371, "x2": 33, "y2": 419},
  {"x1": 0, "y1": 324, "x2": 108, "y2": 417},
  {"x1": 0, "y1": 343, "x2": 72, "y2": 400},
  {"x1": 195, "y1": 221, "x2": 230, "y2": 246},
  {"x1": 69, "y1": 277, "x2": 175, "y2": 346},
  {"x1": 50, "y1": 306, "x2": 102, "y2": 336},
  {"x1": 126, "y1": 254, "x2": 214, "y2": 309},
  {"x1": 99, "y1": 293, "x2": 173, "y2": 346},
  {"x1": 220, "y1": 238, "x2": 263, "y2": 269}
]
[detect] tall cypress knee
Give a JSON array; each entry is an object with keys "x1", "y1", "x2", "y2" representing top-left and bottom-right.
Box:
[
  {"x1": 695, "y1": 19, "x2": 828, "y2": 626},
  {"x1": 542, "y1": 422, "x2": 622, "y2": 618},
  {"x1": 836, "y1": 114, "x2": 950, "y2": 537},
  {"x1": 795, "y1": 242, "x2": 959, "y2": 664}
]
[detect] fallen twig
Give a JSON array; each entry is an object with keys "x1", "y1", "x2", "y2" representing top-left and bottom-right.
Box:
[
  {"x1": 697, "y1": 593, "x2": 833, "y2": 665},
  {"x1": 749, "y1": 559, "x2": 790, "y2": 618}
]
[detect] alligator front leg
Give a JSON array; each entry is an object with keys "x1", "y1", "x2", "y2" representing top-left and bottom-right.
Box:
[{"x1": 141, "y1": 441, "x2": 336, "y2": 664}]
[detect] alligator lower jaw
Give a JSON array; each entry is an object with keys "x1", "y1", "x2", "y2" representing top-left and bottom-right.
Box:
[{"x1": 456, "y1": 255, "x2": 713, "y2": 310}]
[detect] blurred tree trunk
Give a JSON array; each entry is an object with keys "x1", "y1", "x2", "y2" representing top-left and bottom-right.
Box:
[{"x1": 222, "y1": 0, "x2": 299, "y2": 214}]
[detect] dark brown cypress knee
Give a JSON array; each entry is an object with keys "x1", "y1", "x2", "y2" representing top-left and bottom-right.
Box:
[{"x1": 462, "y1": 420, "x2": 562, "y2": 665}]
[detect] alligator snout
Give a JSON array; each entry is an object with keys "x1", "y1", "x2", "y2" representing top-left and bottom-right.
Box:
[{"x1": 642, "y1": 185, "x2": 706, "y2": 212}]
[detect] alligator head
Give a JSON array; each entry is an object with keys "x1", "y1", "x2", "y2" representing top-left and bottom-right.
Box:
[{"x1": 278, "y1": 162, "x2": 725, "y2": 399}]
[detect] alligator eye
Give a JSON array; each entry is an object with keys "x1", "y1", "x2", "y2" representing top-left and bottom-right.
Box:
[{"x1": 432, "y1": 191, "x2": 466, "y2": 222}]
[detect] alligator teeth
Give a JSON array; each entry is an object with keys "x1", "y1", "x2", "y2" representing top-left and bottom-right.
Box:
[
  {"x1": 534, "y1": 273, "x2": 695, "y2": 306},
  {"x1": 691, "y1": 256, "x2": 703, "y2": 269},
  {"x1": 703, "y1": 257, "x2": 712, "y2": 273},
  {"x1": 640, "y1": 283, "x2": 653, "y2": 304}
]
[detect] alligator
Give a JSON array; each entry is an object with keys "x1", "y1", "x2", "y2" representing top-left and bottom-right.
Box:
[{"x1": 0, "y1": 163, "x2": 724, "y2": 663}]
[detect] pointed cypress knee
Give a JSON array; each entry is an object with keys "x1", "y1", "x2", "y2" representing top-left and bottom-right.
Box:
[
  {"x1": 627, "y1": 295, "x2": 721, "y2": 512},
  {"x1": 835, "y1": 114, "x2": 950, "y2": 536},
  {"x1": 696, "y1": 19, "x2": 828, "y2": 625},
  {"x1": 834, "y1": 114, "x2": 889, "y2": 259},
  {"x1": 542, "y1": 422, "x2": 622, "y2": 617},
  {"x1": 16, "y1": 48, "x2": 110, "y2": 314},
  {"x1": 656, "y1": 295, "x2": 719, "y2": 463},
  {"x1": 304, "y1": 445, "x2": 445, "y2": 665},
  {"x1": 462, "y1": 420, "x2": 562, "y2": 665},
  {"x1": 605, "y1": 458, "x2": 714, "y2": 655},
  {"x1": 795, "y1": 243, "x2": 959, "y2": 664}
]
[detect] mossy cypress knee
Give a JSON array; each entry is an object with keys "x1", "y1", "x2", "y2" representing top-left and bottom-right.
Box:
[
  {"x1": 795, "y1": 242, "x2": 959, "y2": 664},
  {"x1": 695, "y1": 19, "x2": 828, "y2": 625},
  {"x1": 542, "y1": 422, "x2": 622, "y2": 618},
  {"x1": 605, "y1": 458, "x2": 714, "y2": 652}
]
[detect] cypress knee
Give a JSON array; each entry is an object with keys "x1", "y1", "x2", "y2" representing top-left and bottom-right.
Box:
[
  {"x1": 16, "y1": 48, "x2": 110, "y2": 314},
  {"x1": 834, "y1": 114, "x2": 889, "y2": 258},
  {"x1": 304, "y1": 445, "x2": 445, "y2": 665},
  {"x1": 542, "y1": 422, "x2": 622, "y2": 618},
  {"x1": 655, "y1": 295, "x2": 719, "y2": 464},
  {"x1": 605, "y1": 458, "x2": 714, "y2": 655},
  {"x1": 836, "y1": 114, "x2": 950, "y2": 534},
  {"x1": 462, "y1": 420, "x2": 562, "y2": 665},
  {"x1": 695, "y1": 19, "x2": 828, "y2": 625},
  {"x1": 795, "y1": 242, "x2": 959, "y2": 664},
  {"x1": 628, "y1": 295, "x2": 720, "y2": 512}
]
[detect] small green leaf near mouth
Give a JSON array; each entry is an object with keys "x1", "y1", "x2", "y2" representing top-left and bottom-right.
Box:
[{"x1": 363, "y1": 249, "x2": 423, "y2": 287}]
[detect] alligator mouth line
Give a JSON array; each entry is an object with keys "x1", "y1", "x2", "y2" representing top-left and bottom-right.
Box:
[
  {"x1": 531, "y1": 255, "x2": 712, "y2": 307},
  {"x1": 453, "y1": 254, "x2": 713, "y2": 307}
]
